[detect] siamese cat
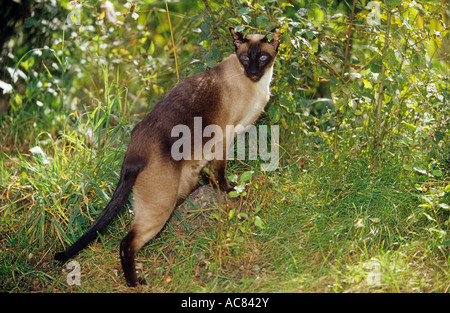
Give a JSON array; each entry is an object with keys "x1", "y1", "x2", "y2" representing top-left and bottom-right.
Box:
[{"x1": 54, "y1": 28, "x2": 281, "y2": 287}]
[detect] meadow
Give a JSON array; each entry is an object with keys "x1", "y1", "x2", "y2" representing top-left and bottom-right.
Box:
[{"x1": 0, "y1": 0, "x2": 449, "y2": 292}]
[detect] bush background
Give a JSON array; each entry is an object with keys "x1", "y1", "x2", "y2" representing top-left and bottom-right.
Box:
[{"x1": 0, "y1": 0, "x2": 449, "y2": 292}]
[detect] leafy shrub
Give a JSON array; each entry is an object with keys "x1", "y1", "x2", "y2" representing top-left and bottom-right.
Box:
[{"x1": 0, "y1": 0, "x2": 448, "y2": 260}]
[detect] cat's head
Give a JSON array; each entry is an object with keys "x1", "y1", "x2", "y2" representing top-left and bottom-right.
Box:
[{"x1": 229, "y1": 27, "x2": 281, "y2": 82}]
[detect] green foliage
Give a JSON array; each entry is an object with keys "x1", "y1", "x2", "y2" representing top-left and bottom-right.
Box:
[
  {"x1": 0, "y1": 0, "x2": 449, "y2": 292},
  {"x1": 228, "y1": 170, "x2": 254, "y2": 198},
  {"x1": 195, "y1": 0, "x2": 449, "y2": 250},
  {"x1": 4, "y1": 66, "x2": 132, "y2": 250}
]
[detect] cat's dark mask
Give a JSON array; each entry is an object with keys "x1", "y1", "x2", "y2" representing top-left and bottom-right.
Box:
[{"x1": 229, "y1": 28, "x2": 281, "y2": 82}]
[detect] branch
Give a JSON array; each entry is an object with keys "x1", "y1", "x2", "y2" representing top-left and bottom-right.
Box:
[
  {"x1": 341, "y1": 0, "x2": 357, "y2": 79},
  {"x1": 372, "y1": 9, "x2": 392, "y2": 168}
]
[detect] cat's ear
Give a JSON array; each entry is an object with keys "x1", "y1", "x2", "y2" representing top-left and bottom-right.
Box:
[
  {"x1": 263, "y1": 28, "x2": 281, "y2": 52},
  {"x1": 229, "y1": 27, "x2": 248, "y2": 50}
]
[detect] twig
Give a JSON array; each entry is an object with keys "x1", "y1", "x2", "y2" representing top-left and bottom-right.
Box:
[
  {"x1": 334, "y1": 0, "x2": 356, "y2": 159},
  {"x1": 372, "y1": 9, "x2": 392, "y2": 169},
  {"x1": 164, "y1": 0, "x2": 179, "y2": 82},
  {"x1": 341, "y1": 0, "x2": 357, "y2": 80}
]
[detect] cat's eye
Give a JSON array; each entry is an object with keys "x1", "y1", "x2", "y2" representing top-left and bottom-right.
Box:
[
  {"x1": 260, "y1": 55, "x2": 268, "y2": 62},
  {"x1": 241, "y1": 55, "x2": 249, "y2": 61}
]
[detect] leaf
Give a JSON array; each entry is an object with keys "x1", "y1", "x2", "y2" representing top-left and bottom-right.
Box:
[
  {"x1": 423, "y1": 212, "x2": 436, "y2": 222},
  {"x1": 228, "y1": 18, "x2": 241, "y2": 23},
  {"x1": 300, "y1": 37, "x2": 313, "y2": 50},
  {"x1": 434, "y1": 131, "x2": 444, "y2": 143},
  {"x1": 206, "y1": 60, "x2": 216, "y2": 68},
  {"x1": 256, "y1": 15, "x2": 269, "y2": 27},
  {"x1": 431, "y1": 170, "x2": 443, "y2": 177},
  {"x1": 242, "y1": 14, "x2": 251, "y2": 23},
  {"x1": 228, "y1": 209, "x2": 235, "y2": 220},
  {"x1": 148, "y1": 41, "x2": 155, "y2": 55},
  {"x1": 203, "y1": 167, "x2": 211, "y2": 176},
  {"x1": 362, "y1": 78, "x2": 373, "y2": 89},
  {"x1": 295, "y1": 8, "x2": 308, "y2": 18},
  {"x1": 281, "y1": 2, "x2": 294, "y2": 9},
  {"x1": 238, "y1": 7, "x2": 251, "y2": 15},
  {"x1": 227, "y1": 173, "x2": 238, "y2": 183},
  {"x1": 235, "y1": 25, "x2": 245, "y2": 32},
  {"x1": 403, "y1": 164, "x2": 413, "y2": 171},
  {"x1": 235, "y1": 184, "x2": 245, "y2": 193},
  {"x1": 238, "y1": 212, "x2": 248, "y2": 219},
  {"x1": 307, "y1": 5, "x2": 325, "y2": 28},
  {"x1": 254, "y1": 216, "x2": 264, "y2": 228},
  {"x1": 402, "y1": 122, "x2": 417, "y2": 131},
  {"x1": 24, "y1": 17, "x2": 38, "y2": 28},
  {"x1": 280, "y1": 94, "x2": 295, "y2": 113},
  {"x1": 239, "y1": 171, "x2": 254, "y2": 183},
  {"x1": 413, "y1": 167, "x2": 428, "y2": 175},
  {"x1": 310, "y1": 38, "x2": 319, "y2": 53},
  {"x1": 438, "y1": 203, "x2": 449, "y2": 210}
]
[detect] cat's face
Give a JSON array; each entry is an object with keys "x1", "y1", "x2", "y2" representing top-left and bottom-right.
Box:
[{"x1": 230, "y1": 28, "x2": 281, "y2": 82}]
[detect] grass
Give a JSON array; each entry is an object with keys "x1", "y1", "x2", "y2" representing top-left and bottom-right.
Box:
[
  {"x1": 1, "y1": 123, "x2": 449, "y2": 292},
  {"x1": 1, "y1": 43, "x2": 449, "y2": 294},
  {"x1": 256, "y1": 162, "x2": 449, "y2": 292}
]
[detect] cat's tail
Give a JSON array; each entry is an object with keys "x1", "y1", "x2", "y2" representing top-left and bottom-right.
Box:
[{"x1": 54, "y1": 159, "x2": 145, "y2": 262}]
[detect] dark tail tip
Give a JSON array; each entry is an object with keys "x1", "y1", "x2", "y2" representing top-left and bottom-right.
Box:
[{"x1": 54, "y1": 251, "x2": 69, "y2": 262}]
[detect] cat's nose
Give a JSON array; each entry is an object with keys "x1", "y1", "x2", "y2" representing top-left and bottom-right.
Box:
[
  {"x1": 249, "y1": 63, "x2": 258, "y2": 74},
  {"x1": 249, "y1": 68, "x2": 259, "y2": 76}
]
